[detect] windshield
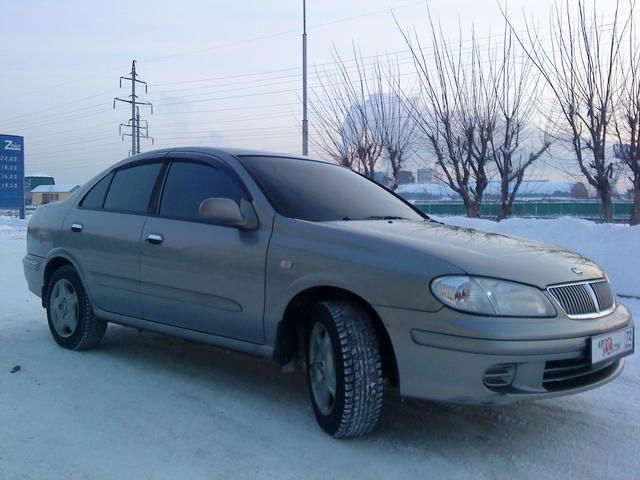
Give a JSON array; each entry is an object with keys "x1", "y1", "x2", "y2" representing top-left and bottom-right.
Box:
[{"x1": 237, "y1": 155, "x2": 426, "y2": 222}]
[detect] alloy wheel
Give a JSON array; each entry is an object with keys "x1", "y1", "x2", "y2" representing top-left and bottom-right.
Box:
[
  {"x1": 309, "y1": 322, "x2": 337, "y2": 416},
  {"x1": 50, "y1": 279, "x2": 79, "y2": 338}
]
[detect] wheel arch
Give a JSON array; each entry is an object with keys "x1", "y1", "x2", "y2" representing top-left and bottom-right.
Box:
[{"x1": 274, "y1": 286, "x2": 399, "y2": 387}]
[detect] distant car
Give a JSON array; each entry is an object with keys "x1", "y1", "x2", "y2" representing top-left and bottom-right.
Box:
[{"x1": 23, "y1": 147, "x2": 634, "y2": 437}]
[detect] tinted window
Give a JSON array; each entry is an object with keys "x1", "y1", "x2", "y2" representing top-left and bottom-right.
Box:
[
  {"x1": 237, "y1": 156, "x2": 425, "y2": 222},
  {"x1": 104, "y1": 162, "x2": 162, "y2": 213},
  {"x1": 80, "y1": 172, "x2": 113, "y2": 209},
  {"x1": 159, "y1": 161, "x2": 244, "y2": 220}
]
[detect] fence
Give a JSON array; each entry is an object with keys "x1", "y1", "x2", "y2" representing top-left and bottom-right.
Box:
[{"x1": 414, "y1": 201, "x2": 634, "y2": 221}]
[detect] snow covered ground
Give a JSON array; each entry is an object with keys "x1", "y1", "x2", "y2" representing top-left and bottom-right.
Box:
[{"x1": 1, "y1": 216, "x2": 638, "y2": 480}]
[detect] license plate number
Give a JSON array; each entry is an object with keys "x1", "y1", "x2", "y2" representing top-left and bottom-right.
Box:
[{"x1": 591, "y1": 327, "x2": 634, "y2": 365}]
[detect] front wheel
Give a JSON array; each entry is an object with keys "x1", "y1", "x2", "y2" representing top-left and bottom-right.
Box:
[
  {"x1": 306, "y1": 300, "x2": 384, "y2": 438},
  {"x1": 46, "y1": 265, "x2": 107, "y2": 350}
]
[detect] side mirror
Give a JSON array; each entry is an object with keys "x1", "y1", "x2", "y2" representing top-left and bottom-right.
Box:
[{"x1": 199, "y1": 197, "x2": 258, "y2": 230}]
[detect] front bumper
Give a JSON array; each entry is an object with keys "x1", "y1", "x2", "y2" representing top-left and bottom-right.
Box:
[
  {"x1": 23, "y1": 254, "x2": 44, "y2": 299},
  {"x1": 376, "y1": 304, "x2": 633, "y2": 405}
]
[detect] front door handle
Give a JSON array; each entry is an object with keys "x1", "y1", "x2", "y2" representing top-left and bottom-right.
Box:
[
  {"x1": 71, "y1": 223, "x2": 83, "y2": 233},
  {"x1": 146, "y1": 233, "x2": 164, "y2": 245}
]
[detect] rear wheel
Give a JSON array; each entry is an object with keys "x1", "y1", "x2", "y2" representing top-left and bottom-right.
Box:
[
  {"x1": 306, "y1": 300, "x2": 384, "y2": 438},
  {"x1": 46, "y1": 265, "x2": 107, "y2": 350}
]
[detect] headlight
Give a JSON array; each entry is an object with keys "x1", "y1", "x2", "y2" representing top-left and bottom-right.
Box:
[{"x1": 430, "y1": 276, "x2": 556, "y2": 317}]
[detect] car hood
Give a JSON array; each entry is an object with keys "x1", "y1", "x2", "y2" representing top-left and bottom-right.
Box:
[{"x1": 324, "y1": 220, "x2": 604, "y2": 288}]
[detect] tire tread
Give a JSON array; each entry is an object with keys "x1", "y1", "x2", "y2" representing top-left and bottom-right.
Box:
[{"x1": 323, "y1": 300, "x2": 384, "y2": 438}]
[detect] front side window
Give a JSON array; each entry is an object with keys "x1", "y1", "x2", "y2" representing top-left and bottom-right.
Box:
[
  {"x1": 159, "y1": 161, "x2": 244, "y2": 220},
  {"x1": 237, "y1": 155, "x2": 425, "y2": 222},
  {"x1": 103, "y1": 162, "x2": 162, "y2": 213}
]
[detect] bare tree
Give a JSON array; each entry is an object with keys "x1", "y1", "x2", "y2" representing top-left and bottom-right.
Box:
[
  {"x1": 504, "y1": 0, "x2": 631, "y2": 222},
  {"x1": 396, "y1": 14, "x2": 495, "y2": 217},
  {"x1": 309, "y1": 49, "x2": 383, "y2": 178},
  {"x1": 489, "y1": 20, "x2": 552, "y2": 220},
  {"x1": 308, "y1": 62, "x2": 358, "y2": 169},
  {"x1": 369, "y1": 57, "x2": 419, "y2": 190},
  {"x1": 614, "y1": 2, "x2": 640, "y2": 224}
]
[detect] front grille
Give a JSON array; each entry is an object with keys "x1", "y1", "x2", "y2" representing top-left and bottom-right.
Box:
[
  {"x1": 547, "y1": 280, "x2": 615, "y2": 319},
  {"x1": 543, "y1": 355, "x2": 619, "y2": 391}
]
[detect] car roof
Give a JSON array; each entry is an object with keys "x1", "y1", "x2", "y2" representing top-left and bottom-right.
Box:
[
  {"x1": 127, "y1": 146, "x2": 318, "y2": 162},
  {"x1": 112, "y1": 147, "x2": 335, "y2": 176}
]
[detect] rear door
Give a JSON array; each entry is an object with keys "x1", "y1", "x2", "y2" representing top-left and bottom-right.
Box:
[
  {"x1": 63, "y1": 159, "x2": 165, "y2": 318},
  {"x1": 139, "y1": 154, "x2": 269, "y2": 343}
]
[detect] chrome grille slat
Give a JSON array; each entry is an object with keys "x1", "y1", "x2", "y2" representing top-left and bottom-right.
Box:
[
  {"x1": 563, "y1": 284, "x2": 587, "y2": 314},
  {"x1": 574, "y1": 284, "x2": 596, "y2": 314},
  {"x1": 547, "y1": 279, "x2": 615, "y2": 319},
  {"x1": 591, "y1": 281, "x2": 615, "y2": 311}
]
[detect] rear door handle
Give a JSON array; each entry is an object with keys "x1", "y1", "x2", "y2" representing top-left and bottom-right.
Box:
[
  {"x1": 146, "y1": 233, "x2": 164, "y2": 245},
  {"x1": 71, "y1": 223, "x2": 83, "y2": 233}
]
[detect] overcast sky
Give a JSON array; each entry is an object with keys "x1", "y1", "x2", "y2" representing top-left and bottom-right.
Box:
[{"x1": 0, "y1": 0, "x2": 622, "y2": 185}]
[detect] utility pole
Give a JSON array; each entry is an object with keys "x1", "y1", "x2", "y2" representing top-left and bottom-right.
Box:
[
  {"x1": 114, "y1": 60, "x2": 153, "y2": 156},
  {"x1": 136, "y1": 107, "x2": 140, "y2": 154},
  {"x1": 119, "y1": 107, "x2": 154, "y2": 155},
  {"x1": 301, "y1": 0, "x2": 309, "y2": 156}
]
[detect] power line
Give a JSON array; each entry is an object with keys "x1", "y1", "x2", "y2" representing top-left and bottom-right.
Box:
[
  {"x1": 14, "y1": 109, "x2": 300, "y2": 141},
  {"x1": 142, "y1": 0, "x2": 425, "y2": 62},
  {"x1": 25, "y1": 125, "x2": 298, "y2": 154},
  {"x1": 10, "y1": 0, "x2": 426, "y2": 98},
  {"x1": 7, "y1": 8, "x2": 628, "y2": 178},
  {"x1": 0, "y1": 89, "x2": 119, "y2": 126},
  {"x1": 27, "y1": 131, "x2": 300, "y2": 167},
  {"x1": 5, "y1": 13, "x2": 621, "y2": 130},
  {"x1": 0, "y1": 105, "x2": 113, "y2": 131}
]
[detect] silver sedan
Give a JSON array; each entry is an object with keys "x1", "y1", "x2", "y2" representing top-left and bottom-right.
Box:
[{"x1": 23, "y1": 147, "x2": 634, "y2": 437}]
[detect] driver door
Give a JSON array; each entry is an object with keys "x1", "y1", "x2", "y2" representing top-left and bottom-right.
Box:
[{"x1": 139, "y1": 154, "x2": 269, "y2": 343}]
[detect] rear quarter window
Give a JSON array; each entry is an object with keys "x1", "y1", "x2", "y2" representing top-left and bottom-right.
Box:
[{"x1": 79, "y1": 172, "x2": 113, "y2": 210}]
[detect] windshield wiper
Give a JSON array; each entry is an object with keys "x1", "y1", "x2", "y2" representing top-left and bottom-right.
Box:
[
  {"x1": 342, "y1": 215, "x2": 410, "y2": 221},
  {"x1": 366, "y1": 215, "x2": 409, "y2": 220}
]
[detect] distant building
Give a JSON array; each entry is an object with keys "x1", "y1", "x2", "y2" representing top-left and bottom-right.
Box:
[
  {"x1": 24, "y1": 174, "x2": 55, "y2": 205},
  {"x1": 570, "y1": 182, "x2": 590, "y2": 199},
  {"x1": 625, "y1": 188, "x2": 634, "y2": 200},
  {"x1": 417, "y1": 167, "x2": 436, "y2": 183},
  {"x1": 31, "y1": 184, "x2": 79, "y2": 205},
  {"x1": 373, "y1": 172, "x2": 393, "y2": 188},
  {"x1": 397, "y1": 170, "x2": 415, "y2": 185}
]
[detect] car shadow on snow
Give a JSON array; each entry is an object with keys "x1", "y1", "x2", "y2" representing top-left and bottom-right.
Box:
[{"x1": 95, "y1": 324, "x2": 582, "y2": 453}]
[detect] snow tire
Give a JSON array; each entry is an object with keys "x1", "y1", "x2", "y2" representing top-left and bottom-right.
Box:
[{"x1": 306, "y1": 300, "x2": 384, "y2": 438}]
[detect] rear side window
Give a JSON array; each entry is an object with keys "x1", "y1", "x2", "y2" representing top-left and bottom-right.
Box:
[
  {"x1": 104, "y1": 162, "x2": 162, "y2": 213},
  {"x1": 159, "y1": 161, "x2": 244, "y2": 220},
  {"x1": 80, "y1": 172, "x2": 113, "y2": 209}
]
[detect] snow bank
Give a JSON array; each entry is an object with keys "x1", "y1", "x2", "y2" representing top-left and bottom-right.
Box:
[
  {"x1": 435, "y1": 216, "x2": 640, "y2": 298},
  {"x1": 0, "y1": 215, "x2": 28, "y2": 232}
]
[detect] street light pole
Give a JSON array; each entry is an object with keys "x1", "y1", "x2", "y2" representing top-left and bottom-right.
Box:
[{"x1": 302, "y1": 0, "x2": 309, "y2": 156}]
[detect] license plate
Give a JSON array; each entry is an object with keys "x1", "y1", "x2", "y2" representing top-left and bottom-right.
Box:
[{"x1": 591, "y1": 327, "x2": 634, "y2": 365}]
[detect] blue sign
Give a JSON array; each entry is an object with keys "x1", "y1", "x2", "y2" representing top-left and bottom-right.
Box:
[{"x1": 0, "y1": 134, "x2": 25, "y2": 218}]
